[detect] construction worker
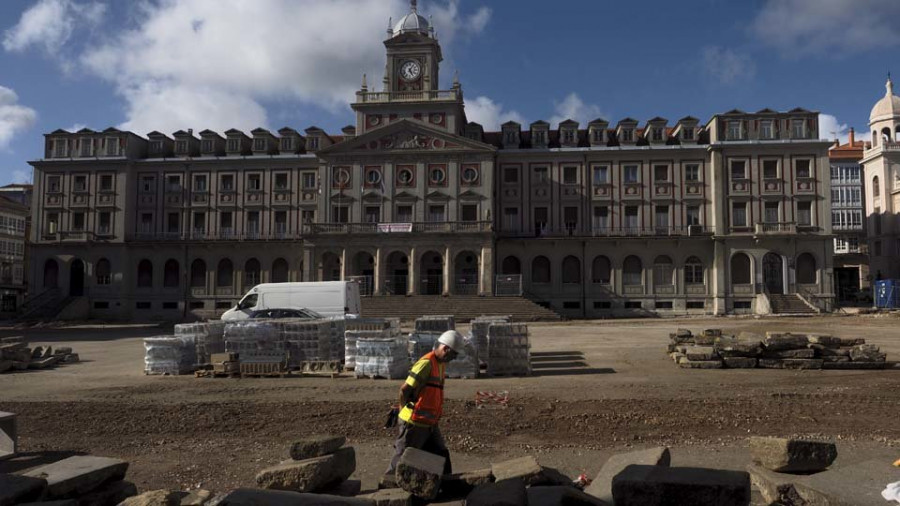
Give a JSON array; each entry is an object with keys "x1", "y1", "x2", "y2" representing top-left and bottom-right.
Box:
[{"x1": 386, "y1": 330, "x2": 465, "y2": 477}]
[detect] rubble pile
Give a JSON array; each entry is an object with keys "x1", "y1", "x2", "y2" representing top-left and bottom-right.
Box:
[
  {"x1": 0, "y1": 336, "x2": 81, "y2": 374},
  {"x1": 1, "y1": 455, "x2": 140, "y2": 505},
  {"x1": 486, "y1": 322, "x2": 532, "y2": 376},
  {"x1": 669, "y1": 329, "x2": 890, "y2": 370}
]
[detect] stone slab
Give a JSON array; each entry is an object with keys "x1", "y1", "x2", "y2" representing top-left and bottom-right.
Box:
[
  {"x1": 807, "y1": 335, "x2": 841, "y2": 348},
  {"x1": 180, "y1": 489, "x2": 212, "y2": 506},
  {"x1": 723, "y1": 357, "x2": 757, "y2": 369},
  {"x1": 747, "y1": 464, "x2": 804, "y2": 505},
  {"x1": 358, "y1": 488, "x2": 412, "y2": 506},
  {"x1": 585, "y1": 447, "x2": 670, "y2": 503},
  {"x1": 794, "y1": 458, "x2": 899, "y2": 506},
  {"x1": 703, "y1": 329, "x2": 723, "y2": 337},
  {"x1": 693, "y1": 335, "x2": 717, "y2": 346},
  {"x1": 749, "y1": 437, "x2": 837, "y2": 473},
  {"x1": 838, "y1": 337, "x2": 865, "y2": 347},
  {"x1": 737, "y1": 331, "x2": 762, "y2": 342},
  {"x1": 820, "y1": 355, "x2": 850, "y2": 363},
  {"x1": 0, "y1": 360, "x2": 11, "y2": 373},
  {"x1": 761, "y1": 349, "x2": 815, "y2": 359},
  {"x1": 28, "y1": 356, "x2": 61, "y2": 370},
  {"x1": 22, "y1": 455, "x2": 129, "y2": 499},
  {"x1": 850, "y1": 345, "x2": 886, "y2": 363},
  {"x1": 119, "y1": 490, "x2": 187, "y2": 506},
  {"x1": 822, "y1": 361, "x2": 885, "y2": 370},
  {"x1": 0, "y1": 411, "x2": 17, "y2": 460},
  {"x1": 395, "y1": 447, "x2": 444, "y2": 500},
  {"x1": 757, "y1": 359, "x2": 823, "y2": 370},
  {"x1": 528, "y1": 485, "x2": 610, "y2": 505},
  {"x1": 490, "y1": 455, "x2": 570, "y2": 486},
  {"x1": 440, "y1": 468, "x2": 493, "y2": 497},
  {"x1": 289, "y1": 436, "x2": 346, "y2": 461},
  {"x1": 684, "y1": 346, "x2": 717, "y2": 361},
  {"x1": 0, "y1": 473, "x2": 48, "y2": 506},
  {"x1": 678, "y1": 359, "x2": 723, "y2": 369},
  {"x1": 256, "y1": 447, "x2": 356, "y2": 493},
  {"x1": 763, "y1": 333, "x2": 809, "y2": 351},
  {"x1": 818, "y1": 347, "x2": 851, "y2": 357},
  {"x1": 378, "y1": 473, "x2": 397, "y2": 490},
  {"x1": 75, "y1": 479, "x2": 137, "y2": 506},
  {"x1": 715, "y1": 342, "x2": 761, "y2": 358},
  {"x1": 611, "y1": 465, "x2": 751, "y2": 506},
  {"x1": 218, "y1": 488, "x2": 375, "y2": 505},
  {"x1": 466, "y1": 479, "x2": 527, "y2": 506}
]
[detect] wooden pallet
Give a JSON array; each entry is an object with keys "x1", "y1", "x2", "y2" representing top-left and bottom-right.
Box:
[{"x1": 194, "y1": 370, "x2": 297, "y2": 379}]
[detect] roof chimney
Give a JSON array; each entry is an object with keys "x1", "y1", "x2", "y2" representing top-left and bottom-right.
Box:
[{"x1": 849, "y1": 127, "x2": 855, "y2": 145}]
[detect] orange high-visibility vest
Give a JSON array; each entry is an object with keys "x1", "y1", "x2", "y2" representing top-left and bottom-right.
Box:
[{"x1": 400, "y1": 351, "x2": 445, "y2": 426}]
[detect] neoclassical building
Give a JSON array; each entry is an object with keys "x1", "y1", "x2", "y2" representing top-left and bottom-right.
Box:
[{"x1": 28, "y1": 1, "x2": 834, "y2": 319}]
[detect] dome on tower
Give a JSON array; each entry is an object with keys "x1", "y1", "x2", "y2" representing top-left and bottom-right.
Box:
[
  {"x1": 870, "y1": 77, "x2": 900, "y2": 124},
  {"x1": 392, "y1": 0, "x2": 431, "y2": 37}
]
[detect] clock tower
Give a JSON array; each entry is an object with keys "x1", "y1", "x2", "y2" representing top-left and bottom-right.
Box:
[{"x1": 352, "y1": 0, "x2": 466, "y2": 135}]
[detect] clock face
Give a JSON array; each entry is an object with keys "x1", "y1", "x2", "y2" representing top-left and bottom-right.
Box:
[{"x1": 400, "y1": 60, "x2": 421, "y2": 81}]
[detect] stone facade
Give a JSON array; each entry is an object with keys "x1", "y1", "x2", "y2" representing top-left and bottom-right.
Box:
[{"x1": 27, "y1": 1, "x2": 834, "y2": 320}]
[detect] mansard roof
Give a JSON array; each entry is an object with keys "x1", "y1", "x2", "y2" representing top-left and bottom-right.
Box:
[{"x1": 317, "y1": 118, "x2": 496, "y2": 156}]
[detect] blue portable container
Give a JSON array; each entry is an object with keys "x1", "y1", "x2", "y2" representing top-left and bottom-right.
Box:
[{"x1": 874, "y1": 279, "x2": 900, "y2": 308}]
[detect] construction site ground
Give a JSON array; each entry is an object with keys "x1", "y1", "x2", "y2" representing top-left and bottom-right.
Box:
[{"x1": 1, "y1": 315, "x2": 898, "y2": 502}]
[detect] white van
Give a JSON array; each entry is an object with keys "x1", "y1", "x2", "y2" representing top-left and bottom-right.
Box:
[{"x1": 220, "y1": 281, "x2": 361, "y2": 321}]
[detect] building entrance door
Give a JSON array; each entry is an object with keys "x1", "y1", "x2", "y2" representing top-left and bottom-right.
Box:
[
  {"x1": 763, "y1": 253, "x2": 783, "y2": 295},
  {"x1": 835, "y1": 267, "x2": 860, "y2": 302},
  {"x1": 70, "y1": 259, "x2": 85, "y2": 297}
]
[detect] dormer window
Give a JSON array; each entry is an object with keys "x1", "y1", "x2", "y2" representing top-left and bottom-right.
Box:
[
  {"x1": 308, "y1": 137, "x2": 319, "y2": 150},
  {"x1": 791, "y1": 119, "x2": 805, "y2": 139},
  {"x1": 563, "y1": 130, "x2": 576, "y2": 144},
  {"x1": 201, "y1": 139, "x2": 214, "y2": 153},
  {"x1": 175, "y1": 140, "x2": 188, "y2": 154},
  {"x1": 533, "y1": 131, "x2": 546, "y2": 145},
  {"x1": 504, "y1": 131, "x2": 517, "y2": 145},
  {"x1": 105, "y1": 137, "x2": 119, "y2": 156},
  {"x1": 226, "y1": 138, "x2": 240, "y2": 152},
  {"x1": 760, "y1": 121, "x2": 774, "y2": 139},
  {"x1": 149, "y1": 141, "x2": 163, "y2": 155},
  {"x1": 682, "y1": 128, "x2": 694, "y2": 141},
  {"x1": 621, "y1": 129, "x2": 634, "y2": 142},
  {"x1": 253, "y1": 138, "x2": 267, "y2": 151},
  {"x1": 592, "y1": 130, "x2": 604, "y2": 143},
  {"x1": 651, "y1": 128, "x2": 664, "y2": 142},
  {"x1": 80, "y1": 139, "x2": 93, "y2": 157},
  {"x1": 727, "y1": 121, "x2": 742, "y2": 140},
  {"x1": 281, "y1": 137, "x2": 293, "y2": 152},
  {"x1": 52, "y1": 139, "x2": 68, "y2": 158}
]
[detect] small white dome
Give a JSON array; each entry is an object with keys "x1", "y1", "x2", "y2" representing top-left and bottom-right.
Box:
[
  {"x1": 870, "y1": 78, "x2": 900, "y2": 124},
  {"x1": 393, "y1": 12, "x2": 430, "y2": 36}
]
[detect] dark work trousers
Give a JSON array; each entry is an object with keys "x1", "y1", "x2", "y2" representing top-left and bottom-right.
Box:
[{"x1": 386, "y1": 421, "x2": 452, "y2": 475}]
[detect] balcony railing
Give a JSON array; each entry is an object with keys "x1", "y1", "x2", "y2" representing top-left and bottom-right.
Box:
[
  {"x1": 754, "y1": 222, "x2": 797, "y2": 235},
  {"x1": 302, "y1": 221, "x2": 492, "y2": 235},
  {"x1": 127, "y1": 231, "x2": 302, "y2": 242},
  {"x1": 499, "y1": 225, "x2": 715, "y2": 238},
  {"x1": 355, "y1": 89, "x2": 462, "y2": 103}
]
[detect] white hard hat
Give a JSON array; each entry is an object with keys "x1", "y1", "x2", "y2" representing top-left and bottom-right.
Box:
[{"x1": 437, "y1": 330, "x2": 465, "y2": 353}]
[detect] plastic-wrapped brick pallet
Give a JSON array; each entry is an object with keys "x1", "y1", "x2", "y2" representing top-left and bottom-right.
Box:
[
  {"x1": 414, "y1": 315, "x2": 455, "y2": 333},
  {"x1": 345, "y1": 328, "x2": 399, "y2": 370},
  {"x1": 486, "y1": 323, "x2": 531, "y2": 376},
  {"x1": 177, "y1": 321, "x2": 225, "y2": 365},
  {"x1": 345, "y1": 317, "x2": 400, "y2": 334},
  {"x1": 144, "y1": 335, "x2": 197, "y2": 375},
  {"x1": 445, "y1": 334, "x2": 479, "y2": 379},
  {"x1": 408, "y1": 332, "x2": 440, "y2": 363},
  {"x1": 355, "y1": 337, "x2": 410, "y2": 379},
  {"x1": 469, "y1": 316, "x2": 511, "y2": 367}
]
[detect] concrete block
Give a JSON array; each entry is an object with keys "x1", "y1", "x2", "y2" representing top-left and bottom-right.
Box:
[
  {"x1": 794, "y1": 458, "x2": 898, "y2": 505},
  {"x1": 584, "y1": 447, "x2": 671, "y2": 503},
  {"x1": 180, "y1": 489, "x2": 212, "y2": 505},
  {"x1": 22, "y1": 455, "x2": 129, "y2": 499},
  {"x1": 736, "y1": 331, "x2": 763, "y2": 342},
  {"x1": 491, "y1": 456, "x2": 570, "y2": 486},
  {"x1": 611, "y1": 465, "x2": 751, "y2": 506},
  {"x1": 395, "y1": 447, "x2": 444, "y2": 500},
  {"x1": 528, "y1": 485, "x2": 610, "y2": 505},
  {"x1": 822, "y1": 361, "x2": 885, "y2": 370},
  {"x1": 818, "y1": 347, "x2": 850, "y2": 357},
  {"x1": 807, "y1": 335, "x2": 841, "y2": 347},
  {"x1": 678, "y1": 359, "x2": 723, "y2": 369},
  {"x1": 819, "y1": 355, "x2": 850, "y2": 363},
  {"x1": 466, "y1": 479, "x2": 527, "y2": 506},
  {"x1": 749, "y1": 437, "x2": 837, "y2": 473},
  {"x1": 0, "y1": 411, "x2": 17, "y2": 461},
  {"x1": 440, "y1": 468, "x2": 493, "y2": 497},
  {"x1": 763, "y1": 333, "x2": 809, "y2": 351},
  {"x1": 757, "y1": 359, "x2": 823, "y2": 370},
  {"x1": 723, "y1": 357, "x2": 757, "y2": 369},
  {"x1": 358, "y1": 488, "x2": 412, "y2": 506},
  {"x1": 838, "y1": 337, "x2": 865, "y2": 347},
  {"x1": 75, "y1": 479, "x2": 137, "y2": 506},
  {"x1": 256, "y1": 447, "x2": 356, "y2": 493},
  {"x1": 849, "y1": 345, "x2": 886, "y2": 362},
  {"x1": 747, "y1": 464, "x2": 804, "y2": 505},
  {"x1": 0, "y1": 473, "x2": 48, "y2": 506},
  {"x1": 693, "y1": 334, "x2": 716, "y2": 346},
  {"x1": 684, "y1": 346, "x2": 717, "y2": 361},
  {"x1": 715, "y1": 342, "x2": 761, "y2": 358},
  {"x1": 119, "y1": 490, "x2": 186, "y2": 506},
  {"x1": 702, "y1": 328, "x2": 722, "y2": 337},
  {"x1": 218, "y1": 488, "x2": 375, "y2": 505},
  {"x1": 674, "y1": 328, "x2": 692, "y2": 338},
  {"x1": 289, "y1": 435, "x2": 346, "y2": 461},
  {"x1": 761, "y1": 349, "x2": 815, "y2": 359}
]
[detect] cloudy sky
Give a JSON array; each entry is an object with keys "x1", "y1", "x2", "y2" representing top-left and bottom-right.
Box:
[{"x1": 1, "y1": 0, "x2": 899, "y2": 185}]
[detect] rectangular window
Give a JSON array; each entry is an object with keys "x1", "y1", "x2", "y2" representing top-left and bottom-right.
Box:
[
  {"x1": 686, "y1": 301, "x2": 705, "y2": 309},
  {"x1": 302, "y1": 172, "x2": 317, "y2": 189},
  {"x1": 592, "y1": 166, "x2": 609, "y2": 184},
  {"x1": 730, "y1": 161, "x2": 747, "y2": 180},
  {"x1": 655, "y1": 205, "x2": 669, "y2": 232},
  {"x1": 226, "y1": 138, "x2": 240, "y2": 152},
  {"x1": 624, "y1": 165, "x2": 639, "y2": 184},
  {"x1": 427, "y1": 205, "x2": 445, "y2": 223},
  {"x1": 193, "y1": 175, "x2": 207, "y2": 192},
  {"x1": 331, "y1": 206, "x2": 349, "y2": 224},
  {"x1": 166, "y1": 175, "x2": 181, "y2": 191},
  {"x1": 732, "y1": 202, "x2": 747, "y2": 227},
  {"x1": 563, "y1": 130, "x2": 575, "y2": 143},
  {"x1": 682, "y1": 127, "x2": 694, "y2": 140},
  {"x1": 654, "y1": 165, "x2": 669, "y2": 182},
  {"x1": 220, "y1": 211, "x2": 233, "y2": 229},
  {"x1": 281, "y1": 137, "x2": 293, "y2": 152},
  {"x1": 728, "y1": 121, "x2": 742, "y2": 140},
  {"x1": 365, "y1": 206, "x2": 380, "y2": 223},
  {"x1": 763, "y1": 160, "x2": 778, "y2": 179},
  {"x1": 175, "y1": 140, "x2": 188, "y2": 154},
  {"x1": 247, "y1": 211, "x2": 261, "y2": 233},
  {"x1": 201, "y1": 139, "x2": 213, "y2": 153},
  {"x1": 274, "y1": 173, "x2": 288, "y2": 190},
  {"x1": 193, "y1": 212, "x2": 206, "y2": 234},
  {"x1": 621, "y1": 129, "x2": 634, "y2": 142},
  {"x1": 534, "y1": 166, "x2": 549, "y2": 184},
  {"x1": 149, "y1": 140, "x2": 163, "y2": 154},
  {"x1": 503, "y1": 207, "x2": 519, "y2": 231},
  {"x1": 652, "y1": 128, "x2": 664, "y2": 141},
  {"x1": 140, "y1": 212, "x2": 152, "y2": 233},
  {"x1": 167, "y1": 213, "x2": 179, "y2": 234},
  {"x1": 274, "y1": 211, "x2": 287, "y2": 234},
  {"x1": 220, "y1": 174, "x2": 234, "y2": 191},
  {"x1": 624, "y1": 301, "x2": 642, "y2": 309},
  {"x1": 563, "y1": 166, "x2": 578, "y2": 184},
  {"x1": 684, "y1": 164, "x2": 700, "y2": 182},
  {"x1": 302, "y1": 210, "x2": 315, "y2": 223},
  {"x1": 80, "y1": 138, "x2": 93, "y2": 156},
  {"x1": 100, "y1": 174, "x2": 113, "y2": 191},
  {"x1": 98, "y1": 212, "x2": 111, "y2": 234},
  {"x1": 72, "y1": 212, "x2": 85, "y2": 231},
  {"x1": 594, "y1": 301, "x2": 612, "y2": 309},
  {"x1": 396, "y1": 205, "x2": 413, "y2": 223},
  {"x1": 47, "y1": 213, "x2": 58, "y2": 234},
  {"x1": 765, "y1": 202, "x2": 779, "y2": 223},
  {"x1": 53, "y1": 138, "x2": 67, "y2": 157},
  {"x1": 592, "y1": 206, "x2": 609, "y2": 232},
  {"x1": 655, "y1": 301, "x2": 673, "y2": 309},
  {"x1": 797, "y1": 201, "x2": 812, "y2": 226},
  {"x1": 564, "y1": 206, "x2": 578, "y2": 233},
  {"x1": 48, "y1": 176, "x2": 61, "y2": 193},
  {"x1": 141, "y1": 176, "x2": 155, "y2": 193},
  {"x1": 760, "y1": 121, "x2": 774, "y2": 139},
  {"x1": 624, "y1": 206, "x2": 639, "y2": 231},
  {"x1": 461, "y1": 204, "x2": 477, "y2": 222},
  {"x1": 791, "y1": 119, "x2": 805, "y2": 138},
  {"x1": 74, "y1": 175, "x2": 87, "y2": 192},
  {"x1": 503, "y1": 167, "x2": 519, "y2": 184},
  {"x1": 686, "y1": 205, "x2": 700, "y2": 226},
  {"x1": 534, "y1": 207, "x2": 549, "y2": 235},
  {"x1": 796, "y1": 160, "x2": 811, "y2": 179},
  {"x1": 307, "y1": 137, "x2": 319, "y2": 150},
  {"x1": 253, "y1": 137, "x2": 267, "y2": 151},
  {"x1": 247, "y1": 174, "x2": 261, "y2": 191}
]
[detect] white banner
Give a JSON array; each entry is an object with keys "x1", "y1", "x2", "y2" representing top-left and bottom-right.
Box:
[{"x1": 377, "y1": 223, "x2": 413, "y2": 233}]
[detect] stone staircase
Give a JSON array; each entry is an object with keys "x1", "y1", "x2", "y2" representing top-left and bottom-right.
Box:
[
  {"x1": 360, "y1": 295, "x2": 562, "y2": 322},
  {"x1": 768, "y1": 294, "x2": 818, "y2": 315}
]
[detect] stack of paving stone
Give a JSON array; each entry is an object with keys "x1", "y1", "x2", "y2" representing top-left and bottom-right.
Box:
[
  {"x1": 469, "y1": 315, "x2": 511, "y2": 367},
  {"x1": 345, "y1": 323, "x2": 401, "y2": 371},
  {"x1": 486, "y1": 322, "x2": 531, "y2": 376},
  {"x1": 414, "y1": 315, "x2": 455, "y2": 333},
  {"x1": 408, "y1": 331, "x2": 440, "y2": 363},
  {"x1": 354, "y1": 335, "x2": 410, "y2": 379},
  {"x1": 1, "y1": 455, "x2": 139, "y2": 505},
  {"x1": 444, "y1": 334, "x2": 479, "y2": 379},
  {"x1": 255, "y1": 435, "x2": 358, "y2": 496},
  {"x1": 0, "y1": 336, "x2": 81, "y2": 374},
  {"x1": 668, "y1": 329, "x2": 889, "y2": 370},
  {"x1": 746, "y1": 437, "x2": 893, "y2": 505},
  {"x1": 176, "y1": 321, "x2": 225, "y2": 366},
  {"x1": 144, "y1": 335, "x2": 197, "y2": 375}
]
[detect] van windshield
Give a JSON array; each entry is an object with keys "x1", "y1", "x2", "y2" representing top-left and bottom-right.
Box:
[{"x1": 238, "y1": 293, "x2": 258, "y2": 310}]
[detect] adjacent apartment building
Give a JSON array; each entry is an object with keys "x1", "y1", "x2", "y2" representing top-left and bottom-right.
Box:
[
  {"x1": 27, "y1": 1, "x2": 834, "y2": 320},
  {"x1": 828, "y1": 130, "x2": 869, "y2": 302},
  {"x1": 0, "y1": 195, "x2": 28, "y2": 316}
]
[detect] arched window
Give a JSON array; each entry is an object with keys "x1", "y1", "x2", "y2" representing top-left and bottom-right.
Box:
[
  {"x1": 882, "y1": 127, "x2": 892, "y2": 142},
  {"x1": 653, "y1": 255, "x2": 674, "y2": 286},
  {"x1": 190, "y1": 259, "x2": 206, "y2": 288},
  {"x1": 874, "y1": 176, "x2": 880, "y2": 197},
  {"x1": 272, "y1": 258, "x2": 289, "y2": 283},
  {"x1": 501, "y1": 256, "x2": 521, "y2": 275},
  {"x1": 531, "y1": 256, "x2": 551, "y2": 283},
  {"x1": 562, "y1": 256, "x2": 581, "y2": 284},
  {"x1": 164, "y1": 259, "x2": 179, "y2": 288},
  {"x1": 872, "y1": 131, "x2": 878, "y2": 147},
  {"x1": 684, "y1": 256, "x2": 704, "y2": 285},
  {"x1": 730, "y1": 253, "x2": 751, "y2": 285},
  {"x1": 796, "y1": 253, "x2": 817, "y2": 284},
  {"x1": 623, "y1": 256, "x2": 642, "y2": 286},
  {"x1": 217, "y1": 259, "x2": 233, "y2": 287},
  {"x1": 137, "y1": 259, "x2": 153, "y2": 288},
  {"x1": 591, "y1": 255, "x2": 611, "y2": 284},
  {"x1": 245, "y1": 258, "x2": 261, "y2": 287},
  {"x1": 96, "y1": 258, "x2": 111, "y2": 285}
]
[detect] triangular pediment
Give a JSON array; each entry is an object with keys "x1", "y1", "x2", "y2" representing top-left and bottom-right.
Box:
[
  {"x1": 329, "y1": 192, "x2": 356, "y2": 202},
  {"x1": 458, "y1": 190, "x2": 486, "y2": 201},
  {"x1": 318, "y1": 119, "x2": 496, "y2": 156},
  {"x1": 425, "y1": 190, "x2": 452, "y2": 202},
  {"x1": 361, "y1": 190, "x2": 386, "y2": 202},
  {"x1": 393, "y1": 190, "x2": 419, "y2": 202}
]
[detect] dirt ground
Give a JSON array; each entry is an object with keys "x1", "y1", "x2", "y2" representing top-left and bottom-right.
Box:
[{"x1": 0, "y1": 315, "x2": 898, "y2": 500}]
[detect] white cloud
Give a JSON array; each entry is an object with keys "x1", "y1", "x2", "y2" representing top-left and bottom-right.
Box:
[
  {"x1": 819, "y1": 113, "x2": 869, "y2": 144},
  {"x1": 751, "y1": 0, "x2": 900, "y2": 57},
  {"x1": 65, "y1": 123, "x2": 87, "y2": 132},
  {"x1": 701, "y1": 46, "x2": 756, "y2": 85},
  {"x1": 3, "y1": 0, "x2": 105, "y2": 54},
  {"x1": 0, "y1": 85, "x2": 38, "y2": 151},
  {"x1": 464, "y1": 96, "x2": 525, "y2": 130},
  {"x1": 548, "y1": 93, "x2": 605, "y2": 128},
  {"x1": 11, "y1": 169, "x2": 33, "y2": 184}
]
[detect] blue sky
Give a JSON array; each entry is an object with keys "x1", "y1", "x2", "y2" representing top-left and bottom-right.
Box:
[{"x1": 1, "y1": 0, "x2": 899, "y2": 185}]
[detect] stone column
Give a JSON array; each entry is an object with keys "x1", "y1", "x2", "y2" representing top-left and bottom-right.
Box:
[
  {"x1": 443, "y1": 246, "x2": 452, "y2": 296},
  {"x1": 302, "y1": 247, "x2": 313, "y2": 282},
  {"x1": 480, "y1": 244, "x2": 494, "y2": 295},
  {"x1": 712, "y1": 239, "x2": 727, "y2": 315},
  {"x1": 340, "y1": 248, "x2": 347, "y2": 281},
  {"x1": 407, "y1": 247, "x2": 417, "y2": 295},
  {"x1": 374, "y1": 247, "x2": 383, "y2": 296}
]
